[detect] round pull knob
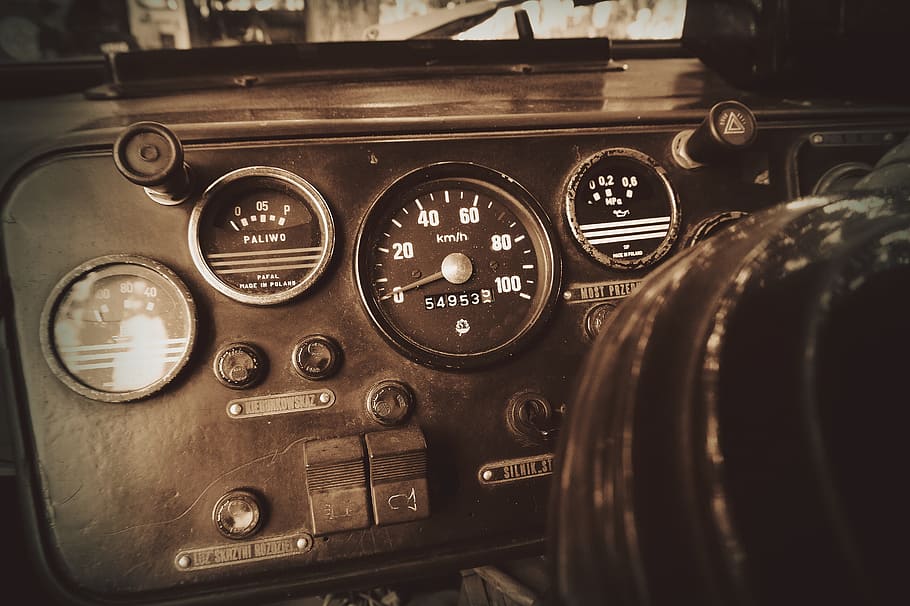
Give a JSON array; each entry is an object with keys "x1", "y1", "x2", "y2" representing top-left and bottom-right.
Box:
[
  {"x1": 214, "y1": 343, "x2": 266, "y2": 389},
  {"x1": 212, "y1": 490, "x2": 263, "y2": 540},
  {"x1": 113, "y1": 121, "x2": 192, "y2": 204},
  {"x1": 293, "y1": 335, "x2": 343, "y2": 380},
  {"x1": 366, "y1": 380, "x2": 413, "y2": 426},
  {"x1": 674, "y1": 100, "x2": 758, "y2": 167}
]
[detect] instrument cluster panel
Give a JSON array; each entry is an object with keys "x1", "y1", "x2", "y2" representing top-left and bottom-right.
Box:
[{"x1": 2, "y1": 124, "x2": 782, "y2": 601}]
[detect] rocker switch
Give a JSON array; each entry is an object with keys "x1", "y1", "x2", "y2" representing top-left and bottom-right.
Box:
[
  {"x1": 304, "y1": 436, "x2": 370, "y2": 535},
  {"x1": 365, "y1": 427, "x2": 430, "y2": 526}
]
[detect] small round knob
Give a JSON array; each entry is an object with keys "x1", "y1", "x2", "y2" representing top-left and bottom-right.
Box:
[
  {"x1": 213, "y1": 490, "x2": 263, "y2": 540},
  {"x1": 675, "y1": 100, "x2": 758, "y2": 167},
  {"x1": 366, "y1": 380, "x2": 413, "y2": 426},
  {"x1": 293, "y1": 335, "x2": 343, "y2": 380},
  {"x1": 113, "y1": 121, "x2": 191, "y2": 204},
  {"x1": 214, "y1": 343, "x2": 266, "y2": 389},
  {"x1": 506, "y1": 391, "x2": 557, "y2": 446},
  {"x1": 585, "y1": 302, "x2": 618, "y2": 340}
]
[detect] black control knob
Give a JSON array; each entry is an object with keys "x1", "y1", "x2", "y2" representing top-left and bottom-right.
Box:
[
  {"x1": 585, "y1": 302, "x2": 618, "y2": 340},
  {"x1": 506, "y1": 391, "x2": 558, "y2": 446},
  {"x1": 212, "y1": 490, "x2": 263, "y2": 540},
  {"x1": 366, "y1": 380, "x2": 413, "y2": 426},
  {"x1": 113, "y1": 121, "x2": 192, "y2": 204},
  {"x1": 214, "y1": 343, "x2": 266, "y2": 389},
  {"x1": 293, "y1": 335, "x2": 343, "y2": 380},
  {"x1": 674, "y1": 100, "x2": 758, "y2": 167}
]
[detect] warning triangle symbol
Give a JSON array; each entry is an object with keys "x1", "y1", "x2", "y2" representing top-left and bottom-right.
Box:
[{"x1": 723, "y1": 112, "x2": 747, "y2": 135}]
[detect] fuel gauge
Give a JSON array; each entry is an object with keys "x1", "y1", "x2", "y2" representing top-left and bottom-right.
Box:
[{"x1": 189, "y1": 167, "x2": 335, "y2": 305}]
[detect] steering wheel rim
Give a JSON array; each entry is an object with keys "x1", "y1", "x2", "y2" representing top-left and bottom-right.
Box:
[{"x1": 552, "y1": 188, "x2": 910, "y2": 606}]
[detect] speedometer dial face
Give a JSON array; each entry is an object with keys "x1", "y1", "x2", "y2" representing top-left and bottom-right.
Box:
[
  {"x1": 189, "y1": 167, "x2": 335, "y2": 305},
  {"x1": 566, "y1": 148, "x2": 680, "y2": 270},
  {"x1": 40, "y1": 256, "x2": 196, "y2": 402},
  {"x1": 356, "y1": 164, "x2": 559, "y2": 368}
]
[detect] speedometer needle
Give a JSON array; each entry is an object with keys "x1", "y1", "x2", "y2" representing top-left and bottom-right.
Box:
[
  {"x1": 380, "y1": 271, "x2": 444, "y2": 300},
  {"x1": 380, "y1": 252, "x2": 473, "y2": 301}
]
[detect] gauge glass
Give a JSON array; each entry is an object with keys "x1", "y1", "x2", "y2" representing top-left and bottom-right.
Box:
[
  {"x1": 356, "y1": 164, "x2": 558, "y2": 368},
  {"x1": 566, "y1": 148, "x2": 680, "y2": 270},
  {"x1": 189, "y1": 167, "x2": 335, "y2": 305},
  {"x1": 41, "y1": 256, "x2": 196, "y2": 402}
]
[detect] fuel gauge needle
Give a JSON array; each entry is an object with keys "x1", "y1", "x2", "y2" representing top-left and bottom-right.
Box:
[{"x1": 379, "y1": 252, "x2": 474, "y2": 301}]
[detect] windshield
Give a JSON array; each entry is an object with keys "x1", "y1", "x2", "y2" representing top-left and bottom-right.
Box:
[{"x1": 0, "y1": 0, "x2": 685, "y2": 63}]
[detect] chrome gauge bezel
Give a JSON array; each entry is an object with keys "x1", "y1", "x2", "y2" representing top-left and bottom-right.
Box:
[
  {"x1": 189, "y1": 166, "x2": 335, "y2": 306},
  {"x1": 566, "y1": 148, "x2": 681, "y2": 270},
  {"x1": 354, "y1": 162, "x2": 561, "y2": 370},
  {"x1": 39, "y1": 255, "x2": 197, "y2": 403}
]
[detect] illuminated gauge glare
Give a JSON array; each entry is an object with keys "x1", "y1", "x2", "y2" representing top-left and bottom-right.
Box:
[
  {"x1": 41, "y1": 256, "x2": 196, "y2": 402},
  {"x1": 356, "y1": 164, "x2": 559, "y2": 368},
  {"x1": 566, "y1": 148, "x2": 680, "y2": 270},
  {"x1": 189, "y1": 167, "x2": 335, "y2": 306}
]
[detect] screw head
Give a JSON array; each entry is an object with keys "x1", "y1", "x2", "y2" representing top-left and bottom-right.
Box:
[
  {"x1": 482, "y1": 470, "x2": 494, "y2": 481},
  {"x1": 177, "y1": 555, "x2": 191, "y2": 569},
  {"x1": 319, "y1": 392, "x2": 331, "y2": 404},
  {"x1": 228, "y1": 403, "x2": 243, "y2": 416}
]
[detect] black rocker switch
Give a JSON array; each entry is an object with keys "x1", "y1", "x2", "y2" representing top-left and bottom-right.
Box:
[{"x1": 365, "y1": 427, "x2": 430, "y2": 527}]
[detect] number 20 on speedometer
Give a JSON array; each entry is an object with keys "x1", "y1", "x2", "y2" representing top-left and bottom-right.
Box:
[{"x1": 355, "y1": 163, "x2": 560, "y2": 369}]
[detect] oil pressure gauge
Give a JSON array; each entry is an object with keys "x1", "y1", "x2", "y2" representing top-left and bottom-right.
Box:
[
  {"x1": 189, "y1": 167, "x2": 335, "y2": 305},
  {"x1": 566, "y1": 148, "x2": 680, "y2": 270}
]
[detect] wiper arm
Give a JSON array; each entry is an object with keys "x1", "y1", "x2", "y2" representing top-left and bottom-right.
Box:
[{"x1": 362, "y1": 0, "x2": 527, "y2": 41}]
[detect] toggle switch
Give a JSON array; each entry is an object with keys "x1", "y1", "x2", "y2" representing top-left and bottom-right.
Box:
[
  {"x1": 364, "y1": 427, "x2": 430, "y2": 527},
  {"x1": 304, "y1": 436, "x2": 370, "y2": 535}
]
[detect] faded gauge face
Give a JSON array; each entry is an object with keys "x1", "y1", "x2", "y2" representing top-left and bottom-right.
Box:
[
  {"x1": 42, "y1": 257, "x2": 195, "y2": 402},
  {"x1": 190, "y1": 167, "x2": 335, "y2": 305},
  {"x1": 357, "y1": 165, "x2": 558, "y2": 368}
]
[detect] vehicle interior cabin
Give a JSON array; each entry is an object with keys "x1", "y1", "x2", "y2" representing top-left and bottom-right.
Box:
[{"x1": 1, "y1": 1, "x2": 907, "y2": 604}]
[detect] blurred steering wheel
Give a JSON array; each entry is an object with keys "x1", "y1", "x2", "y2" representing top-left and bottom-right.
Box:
[{"x1": 552, "y1": 137, "x2": 910, "y2": 606}]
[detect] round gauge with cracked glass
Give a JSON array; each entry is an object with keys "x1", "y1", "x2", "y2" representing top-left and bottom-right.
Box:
[
  {"x1": 40, "y1": 255, "x2": 196, "y2": 403},
  {"x1": 566, "y1": 148, "x2": 680, "y2": 270},
  {"x1": 355, "y1": 163, "x2": 559, "y2": 369},
  {"x1": 189, "y1": 167, "x2": 335, "y2": 305}
]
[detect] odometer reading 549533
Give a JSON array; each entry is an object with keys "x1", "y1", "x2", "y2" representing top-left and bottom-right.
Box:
[{"x1": 356, "y1": 164, "x2": 559, "y2": 368}]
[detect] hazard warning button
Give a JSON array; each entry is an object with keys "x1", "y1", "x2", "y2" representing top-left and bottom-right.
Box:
[{"x1": 680, "y1": 100, "x2": 758, "y2": 165}]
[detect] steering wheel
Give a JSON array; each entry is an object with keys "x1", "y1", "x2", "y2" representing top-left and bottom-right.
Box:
[{"x1": 552, "y1": 138, "x2": 910, "y2": 605}]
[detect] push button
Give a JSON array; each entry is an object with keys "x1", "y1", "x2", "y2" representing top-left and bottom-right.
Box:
[
  {"x1": 364, "y1": 427, "x2": 430, "y2": 526},
  {"x1": 304, "y1": 436, "x2": 370, "y2": 535}
]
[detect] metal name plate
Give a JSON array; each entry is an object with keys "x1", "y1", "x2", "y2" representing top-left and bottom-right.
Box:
[
  {"x1": 227, "y1": 389, "x2": 335, "y2": 419},
  {"x1": 175, "y1": 532, "x2": 313, "y2": 571},
  {"x1": 563, "y1": 280, "x2": 642, "y2": 304},
  {"x1": 478, "y1": 454, "x2": 555, "y2": 485}
]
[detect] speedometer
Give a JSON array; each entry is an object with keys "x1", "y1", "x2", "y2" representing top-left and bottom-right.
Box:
[{"x1": 355, "y1": 163, "x2": 559, "y2": 369}]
